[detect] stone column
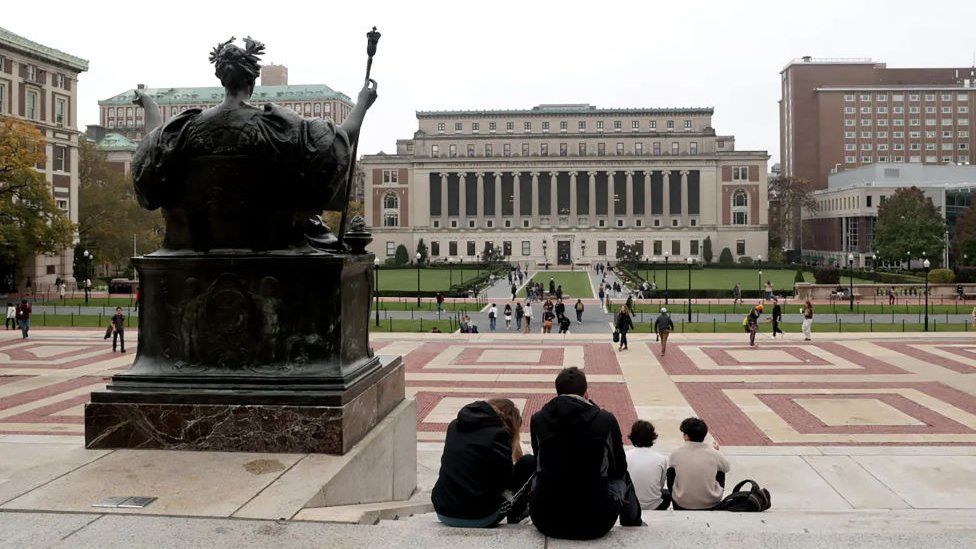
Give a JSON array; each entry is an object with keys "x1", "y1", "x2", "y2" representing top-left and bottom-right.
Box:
[
  {"x1": 494, "y1": 172, "x2": 503, "y2": 227},
  {"x1": 530, "y1": 172, "x2": 540, "y2": 222},
  {"x1": 680, "y1": 170, "x2": 689, "y2": 227},
  {"x1": 439, "y1": 172, "x2": 449, "y2": 227},
  {"x1": 458, "y1": 172, "x2": 467, "y2": 227},
  {"x1": 512, "y1": 172, "x2": 521, "y2": 227},
  {"x1": 476, "y1": 172, "x2": 485, "y2": 227},
  {"x1": 607, "y1": 171, "x2": 616, "y2": 225},
  {"x1": 662, "y1": 170, "x2": 671, "y2": 220},
  {"x1": 569, "y1": 171, "x2": 578, "y2": 223},
  {"x1": 588, "y1": 171, "x2": 597, "y2": 227},
  {"x1": 643, "y1": 171, "x2": 652, "y2": 227},
  {"x1": 625, "y1": 171, "x2": 634, "y2": 224},
  {"x1": 549, "y1": 171, "x2": 558, "y2": 223}
]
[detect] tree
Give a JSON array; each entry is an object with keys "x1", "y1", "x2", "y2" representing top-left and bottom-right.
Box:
[
  {"x1": 416, "y1": 239, "x2": 428, "y2": 263},
  {"x1": 952, "y1": 201, "x2": 976, "y2": 266},
  {"x1": 393, "y1": 244, "x2": 409, "y2": 265},
  {"x1": 718, "y1": 247, "x2": 734, "y2": 265},
  {"x1": 78, "y1": 138, "x2": 163, "y2": 276},
  {"x1": 702, "y1": 236, "x2": 713, "y2": 264},
  {"x1": 320, "y1": 200, "x2": 364, "y2": 234},
  {"x1": 615, "y1": 243, "x2": 641, "y2": 263},
  {"x1": 874, "y1": 187, "x2": 944, "y2": 264},
  {"x1": 768, "y1": 175, "x2": 819, "y2": 251},
  {"x1": 0, "y1": 119, "x2": 74, "y2": 270}
]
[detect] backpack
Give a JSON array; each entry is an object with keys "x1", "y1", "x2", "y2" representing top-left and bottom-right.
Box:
[{"x1": 716, "y1": 479, "x2": 771, "y2": 512}]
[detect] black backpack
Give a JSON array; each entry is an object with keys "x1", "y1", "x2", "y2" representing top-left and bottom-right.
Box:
[{"x1": 716, "y1": 480, "x2": 771, "y2": 512}]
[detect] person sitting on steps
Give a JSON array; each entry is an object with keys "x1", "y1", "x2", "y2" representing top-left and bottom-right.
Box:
[
  {"x1": 626, "y1": 420, "x2": 671, "y2": 510},
  {"x1": 666, "y1": 418, "x2": 730, "y2": 510}
]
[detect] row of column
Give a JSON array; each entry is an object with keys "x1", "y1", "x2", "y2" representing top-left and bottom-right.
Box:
[{"x1": 435, "y1": 170, "x2": 696, "y2": 228}]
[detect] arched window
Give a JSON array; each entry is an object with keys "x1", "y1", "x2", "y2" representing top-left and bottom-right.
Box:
[
  {"x1": 732, "y1": 188, "x2": 748, "y2": 225},
  {"x1": 383, "y1": 192, "x2": 399, "y2": 209}
]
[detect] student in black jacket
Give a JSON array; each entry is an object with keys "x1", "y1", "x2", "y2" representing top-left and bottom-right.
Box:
[
  {"x1": 432, "y1": 399, "x2": 535, "y2": 527},
  {"x1": 529, "y1": 367, "x2": 639, "y2": 540}
]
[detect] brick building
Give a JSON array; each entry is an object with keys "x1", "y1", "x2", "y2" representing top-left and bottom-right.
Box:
[
  {"x1": 780, "y1": 57, "x2": 976, "y2": 190},
  {"x1": 0, "y1": 26, "x2": 88, "y2": 291},
  {"x1": 361, "y1": 104, "x2": 768, "y2": 266}
]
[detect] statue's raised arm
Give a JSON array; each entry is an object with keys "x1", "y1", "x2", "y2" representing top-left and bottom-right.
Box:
[
  {"x1": 132, "y1": 89, "x2": 161, "y2": 133},
  {"x1": 340, "y1": 79, "x2": 378, "y2": 145}
]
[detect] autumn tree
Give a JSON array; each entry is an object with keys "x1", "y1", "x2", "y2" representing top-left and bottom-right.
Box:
[
  {"x1": 874, "y1": 186, "x2": 945, "y2": 264},
  {"x1": 952, "y1": 201, "x2": 976, "y2": 266},
  {"x1": 0, "y1": 118, "x2": 74, "y2": 269},
  {"x1": 78, "y1": 138, "x2": 162, "y2": 276},
  {"x1": 767, "y1": 175, "x2": 819, "y2": 251}
]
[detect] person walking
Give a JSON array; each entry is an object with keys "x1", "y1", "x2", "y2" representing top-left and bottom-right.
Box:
[
  {"x1": 548, "y1": 278, "x2": 556, "y2": 297},
  {"x1": 511, "y1": 283, "x2": 517, "y2": 301},
  {"x1": 616, "y1": 305, "x2": 634, "y2": 351},
  {"x1": 503, "y1": 303, "x2": 513, "y2": 330},
  {"x1": 110, "y1": 306, "x2": 126, "y2": 352},
  {"x1": 554, "y1": 299, "x2": 565, "y2": 320},
  {"x1": 732, "y1": 283, "x2": 742, "y2": 305},
  {"x1": 558, "y1": 314, "x2": 571, "y2": 334},
  {"x1": 654, "y1": 307, "x2": 674, "y2": 356},
  {"x1": 523, "y1": 302, "x2": 533, "y2": 334},
  {"x1": 15, "y1": 299, "x2": 31, "y2": 339},
  {"x1": 574, "y1": 299, "x2": 584, "y2": 324},
  {"x1": 555, "y1": 285, "x2": 563, "y2": 301},
  {"x1": 5, "y1": 302, "x2": 16, "y2": 330},
  {"x1": 764, "y1": 281, "x2": 773, "y2": 301},
  {"x1": 598, "y1": 286, "x2": 606, "y2": 308},
  {"x1": 58, "y1": 280, "x2": 66, "y2": 300},
  {"x1": 488, "y1": 303, "x2": 498, "y2": 332},
  {"x1": 515, "y1": 302, "x2": 524, "y2": 331},
  {"x1": 801, "y1": 300, "x2": 814, "y2": 341},
  {"x1": 770, "y1": 297, "x2": 784, "y2": 338},
  {"x1": 436, "y1": 292, "x2": 445, "y2": 314},
  {"x1": 542, "y1": 308, "x2": 555, "y2": 334},
  {"x1": 888, "y1": 286, "x2": 896, "y2": 306},
  {"x1": 746, "y1": 304, "x2": 762, "y2": 347}
]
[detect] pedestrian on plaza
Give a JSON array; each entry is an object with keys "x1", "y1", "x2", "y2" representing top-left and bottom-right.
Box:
[
  {"x1": 432, "y1": 398, "x2": 535, "y2": 527},
  {"x1": 523, "y1": 302, "x2": 533, "y2": 333},
  {"x1": 58, "y1": 280, "x2": 66, "y2": 300},
  {"x1": 504, "y1": 303, "x2": 513, "y2": 329},
  {"x1": 888, "y1": 286, "x2": 896, "y2": 306},
  {"x1": 488, "y1": 303, "x2": 498, "y2": 331},
  {"x1": 555, "y1": 285, "x2": 563, "y2": 301},
  {"x1": 554, "y1": 298, "x2": 565, "y2": 319},
  {"x1": 801, "y1": 300, "x2": 814, "y2": 341},
  {"x1": 436, "y1": 292, "x2": 445, "y2": 313},
  {"x1": 616, "y1": 305, "x2": 633, "y2": 351},
  {"x1": 770, "y1": 297, "x2": 784, "y2": 337},
  {"x1": 746, "y1": 304, "x2": 762, "y2": 347},
  {"x1": 15, "y1": 298, "x2": 31, "y2": 339},
  {"x1": 598, "y1": 286, "x2": 606, "y2": 307},
  {"x1": 549, "y1": 278, "x2": 556, "y2": 297},
  {"x1": 515, "y1": 302, "x2": 524, "y2": 331},
  {"x1": 732, "y1": 283, "x2": 742, "y2": 305},
  {"x1": 511, "y1": 283, "x2": 517, "y2": 301},
  {"x1": 507, "y1": 271, "x2": 513, "y2": 285},
  {"x1": 654, "y1": 307, "x2": 674, "y2": 356},
  {"x1": 5, "y1": 302, "x2": 16, "y2": 330},
  {"x1": 574, "y1": 299, "x2": 584, "y2": 324},
  {"x1": 25, "y1": 276, "x2": 31, "y2": 294},
  {"x1": 542, "y1": 308, "x2": 555, "y2": 334},
  {"x1": 558, "y1": 313, "x2": 571, "y2": 334},
  {"x1": 110, "y1": 306, "x2": 126, "y2": 352},
  {"x1": 764, "y1": 281, "x2": 773, "y2": 301}
]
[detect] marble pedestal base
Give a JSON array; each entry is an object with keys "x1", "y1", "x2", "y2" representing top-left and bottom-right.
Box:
[{"x1": 85, "y1": 356, "x2": 404, "y2": 454}]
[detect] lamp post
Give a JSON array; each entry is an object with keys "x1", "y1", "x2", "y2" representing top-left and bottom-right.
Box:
[
  {"x1": 83, "y1": 250, "x2": 93, "y2": 304},
  {"x1": 923, "y1": 258, "x2": 931, "y2": 331},
  {"x1": 415, "y1": 252, "x2": 422, "y2": 308},
  {"x1": 651, "y1": 256, "x2": 657, "y2": 285},
  {"x1": 542, "y1": 240, "x2": 548, "y2": 270},
  {"x1": 448, "y1": 257, "x2": 453, "y2": 287},
  {"x1": 460, "y1": 257, "x2": 464, "y2": 284},
  {"x1": 686, "y1": 257, "x2": 694, "y2": 322},
  {"x1": 581, "y1": 240, "x2": 586, "y2": 265},
  {"x1": 848, "y1": 253, "x2": 855, "y2": 311},
  {"x1": 757, "y1": 254, "x2": 763, "y2": 301},
  {"x1": 663, "y1": 252, "x2": 670, "y2": 305},
  {"x1": 374, "y1": 257, "x2": 380, "y2": 327}
]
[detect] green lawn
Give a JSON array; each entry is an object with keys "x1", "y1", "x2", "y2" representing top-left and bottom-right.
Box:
[
  {"x1": 369, "y1": 318, "x2": 457, "y2": 332},
  {"x1": 520, "y1": 272, "x2": 593, "y2": 299},
  {"x1": 26, "y1": 313, "x2": 138, "y2": 328},
  {"x1": 377, "y1": 301, "x2": 482, "y2": 312},
  {"x1": 620, "y1": 302, "x2": 974, "y2": 315},
  {"x1": 629, "y1": 321, "x2": 972, "y2": 333},
  {"x1": 376, "y1": 268, "x2": 485, "y2": 292},
  {"x1": 35, "y1": 297, "x2": 136, "y2": 307},
  {"x1": 625, "y1": 268, "x2": 874, "y2": 291}
]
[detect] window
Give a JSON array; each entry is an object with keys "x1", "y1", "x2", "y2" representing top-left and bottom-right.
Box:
[
  {"x1": 524, "y1": 121, "x2": 532, "y2": 132},
  {"x1": 861, "y1": 143, "x2": 872, "y2": 151},
  {"x1": 845, "y1": 106, "x2": 856, "y2": 114},
  {"x1": 53, "y1": 146, "x2": 67, "y2": 171},
  {"x1": 616, "y1": 143, "x2": 624, "y2": 155},
  {"x1": 597, "y1": 240, "x2": 607, "y2": 256},
  {"x1": 893, "y1": 106, "x2": 904, "y2": 114},
  {"x1": 386, "y1": 242, "x2": 395, "y2": 256},
  {"x1": 578, "y1": 120, "x2": 586, "y2": 130},
  {"x1": 471, "y1": 122, "x2": 480, "y2": 132},
  {"x1": 666, "y1": 120, "x2": 675, "y2": 130},
  {"x1": 732, "y1": 188, "x2": 748, "y2": 225},
  {"x1": 925, "y1": 94, "x2": 935, "y2": 102},
  {"x1": 506, "y1": 121, "x2": 514, "y2": 131},
  {"x1": 503, "y1": 143, "x2": 511, "y2": 157},
  {"x1": 489, "y1": 122, "x2": 496, "y2": 132},
  {"x1": 522, "y1": 143, "x2": 529, "y2": 156},
  {"x1": 579, "y1": 143, "x2": 586, "y2": 156},
  {"x1": 383, "y1": 213, "x2": 398, "y2": 227},
  {"x1": 55, "y1": 200, "x2": 68, "y2": 211},
  {"x1": 635, "y1": 143, "x2": 643, "y2": 155},
  {"x1": 893, "y1": 94, "x2": 904, "y2": 102},
  {"x1": 683, "y1": 120, "x2": 692, "y2": 129},
  {"x1": 596, "y1": 121, "x2": 604, "y2": 130},
  {"x1": 650, "y1": 120, "x2": 657, "y2": 129},
  {"x1": 55, "y1": 98, "x2": 66, "y2": 126},
  {"x1": 860, "y1": 107, "x2": 871, "y2": 114},
  {"x1": 632, "y1": 120, "x2": 640, "y2": 129},
  {"x1": 845, "y1": 120, "x2": 855, "y2": 127},
  {"x1": 26, "y1": 64, "x2": 36, "y2": 81},
  {"x1": 652, "y1": 142, "x2": 661, "y2": 155},
  {"x1": 613, "y1": 120, "x2": 622, "y2": 130},
  {"x1": 877, "y1": 94, "x2": 887, "y2": 101},
  {"x1": 542, "y1": 121, "x2": 550, "y2": 132},
  {"x1": 671, "y1": 240, "x2": 680, "y2": 255},
  {"x1": 449, "y1": 241, "x2": 458, "y2": 256},
  {"x1": 560, "y1": 121, "x2": 568, "y2": 131},
  {"x1": 467, "y1": 144, "x2": 475, "y2": 156},
  {"x1": 671, "y1": 142, "x2": 679, "y2": 155},
  {"x1": 861, "y1": 118, "x2": 872, "y2": 126},
  {"x1": 559, "y1": 143, "x2": 567, "y2": 156},
  {"x1": 736, "y1": 240, "x2": 745, "y2": 255},
  {"x1": 844, "y1": 94, "x2": 854, "y2": 101},
  {"x1": 866, "y1": 195, "x2": 873, "y2": 207},
  {"x1": 860, "y1": 94, "x2": 871, "y2": 101},
  {"x1": 26, "y1": 91, "x2": 38, "y2": 120},
  {"x1": 521, "y1": 241, "x2": 531, "y2": 256},
  {"x1": 436, "y1": 122, "x2": 444, "y2": 132},
  {"x1": 454, "y1": 122, "x2": 462, "y2": 132},
  {"x1": 653, "y1": 240, "x2": 662, "y2": 255},
  {"x1": 689, "y1": 142, "x2": 698, "y2": 154},
  {"x1": 503, "y1": 241, "x2": 512, "y2": 256},
  {"x1": 925, "y1": 106, "x2": 937, "y2": 114},
  {"x1": 690, "y1": 240, "x2": 699, "y2": 255},
  {"x1": 467, "y1": 241, "x2": 476, "y2": 256},
  {"x1": 598, "y1": 142, "x2": 606, "y2": 156},
  {"x1": 0, "y1": 83, "x2": 5, "y2": 114},
  {"x1": 431, "y1": 144, "x2": 439, "y2": 156},
  {"x1": 430, "y1": 242, "x2": 440, "y2": 257},
  {"x1": 732, "y1": 166, "x2": 749, "y2": 180},
  {"x1": 540, "y1": 143, "x2": 548, "y2": 156},
  {"x1": 845, "y1": 144, "x2": 856, "y2": 151},
  {"x1": 449, "y1": 144, "x2": 457, "y2": 157}
]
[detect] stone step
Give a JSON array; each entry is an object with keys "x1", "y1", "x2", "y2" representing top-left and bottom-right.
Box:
[{"x1": 293, "y1": 490, "x2": 434, "y2": 525}]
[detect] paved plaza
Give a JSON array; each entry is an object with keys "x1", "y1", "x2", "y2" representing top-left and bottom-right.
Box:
[{"x1": 2, "y1": 329, "x2": 976, "y2": 546}]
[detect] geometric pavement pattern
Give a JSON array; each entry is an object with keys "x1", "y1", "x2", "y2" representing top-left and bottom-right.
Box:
[{"x1": 3, "y1": 331, "x2": 976, "y2": 445}]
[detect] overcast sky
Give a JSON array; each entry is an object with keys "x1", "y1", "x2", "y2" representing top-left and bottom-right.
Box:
[{"x1": 7, "y1": 0, "x2": 976, "y2": 165}]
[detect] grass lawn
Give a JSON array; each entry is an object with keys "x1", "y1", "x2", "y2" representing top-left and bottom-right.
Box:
[
  {"x1": 26, "y1": 313, "x2": 138, "y2": 328},
  {"x1": 621, "y1": 302, "x2": 974, "y2": 315},
  {"x1": 377, "y1": 301, "x2": 482, "y2": 312},
  {"x1": 628, "y1": 320, "x2": 972, "y2": 333},
  {"x1": 520, "y1": 272, "x2": 593, "y2": 298},
  {"x1": 369, "y1": 318, "x2": 457, "y2": 332},
  {"x1": 377, "y1": 268, "x2": 485, "y2": 292},
  {"x1": 626, "y1": 268, "x2": 874, "y2": 291},
  {"x1": 35, "y1": 297, "x2": 136, "y2": 307}
]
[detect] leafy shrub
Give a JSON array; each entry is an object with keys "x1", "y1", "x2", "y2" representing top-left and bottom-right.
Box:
[
  {"x1": 703, "y1": 237, "x2": 713, "y2": 264},
  {"x1": 928, "y1": 268, "x2": 955, "y2": 283},
  {"x1": 814, "y1": 267, "x2": 841, "y2": 285},
  {"x1": 794, "y1": 269, "x2": 805, "y2": 283},
  {"x1": 737, "y1": 256, "x2": 754, "y2": 266},
  {"x1": 718, "y1": 248, "x2": 734, "y2": 265},
  {"x1": 394, "y1": 244, "x2": 409, "y2": 266}
]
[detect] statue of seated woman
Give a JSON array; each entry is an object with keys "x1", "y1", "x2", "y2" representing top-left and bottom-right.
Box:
[{"x1": 131, "y1": 36, "x2": 378, "y2": 253}]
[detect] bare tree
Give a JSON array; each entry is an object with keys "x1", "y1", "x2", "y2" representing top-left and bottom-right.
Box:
[{"x1": 768, "y1": 175, "x2": 819, "y2": 252}]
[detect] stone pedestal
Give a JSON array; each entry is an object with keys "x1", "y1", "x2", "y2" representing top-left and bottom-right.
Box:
[{"x1": 85, "y1": 251, "x2": 404, "y2": 454}]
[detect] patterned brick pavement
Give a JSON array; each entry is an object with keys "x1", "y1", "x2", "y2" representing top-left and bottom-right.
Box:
[{"x1": 3, "y1": 331, "x2": 976, "y2": 446}]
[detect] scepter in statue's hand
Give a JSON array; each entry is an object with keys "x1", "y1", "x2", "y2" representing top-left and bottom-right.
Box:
[{"x1": 338, "y1": 27, "x2": 381, "y2": 247}]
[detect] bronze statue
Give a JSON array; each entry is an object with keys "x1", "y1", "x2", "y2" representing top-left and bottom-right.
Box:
[{"x1": 131, "y1": 36, "x2": 378, "y2": 252}]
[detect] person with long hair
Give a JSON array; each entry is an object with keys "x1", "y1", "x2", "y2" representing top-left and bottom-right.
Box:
[
  {"x1": 432, "y1": 398, "x2": 535, "y2": 527},
  {"x1": 616, "y1": 305, "x2": 634, "y2": 351},
  {"x1": 801, "y1": 300, "x2": 814, "y2": 341}
]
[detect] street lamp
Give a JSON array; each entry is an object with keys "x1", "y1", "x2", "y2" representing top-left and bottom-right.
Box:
[
  {"x1": 374, "y1": 257, "x2": 381, "y2": 327},
  {"x1": 686, "y1": 257, "x2": 694, "y2": 322},
  {"x1": 757, "y1": 254, "x2": 763, "y2": 301},
  {"x1": 83, "y1": 250, "x2": 94, "y2": 304},
  {"x1": 847, "y1": 253, "x2": 855, "y2": 311},
  {"x1": 416, "y1": 252, "x2": 422, "y2": 307},
  {"x1": 923, "y1": 258, "x2": 931, "y2": 331},
  {"x1": 542, "y1": 240, "x2": 548, "y2": 270},
  {"x1": 651, "y1": 256, "x2": 658, "y2": 285},
  {"x1": 581, "y1": 240, "x2": 587, "y2": 263},
  {"x1": 663, "y1": 252, "x2": 670, "y2": 305}
]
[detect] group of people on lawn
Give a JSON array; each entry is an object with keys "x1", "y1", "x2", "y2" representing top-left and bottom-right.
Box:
[{"x1": 432, "y1": 367, "x2": 731, "y2": 540}]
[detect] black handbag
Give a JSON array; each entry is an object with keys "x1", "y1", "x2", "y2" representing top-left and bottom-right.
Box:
[{"x1": 612, "y1": 330, "x2": 620, "y2": 343}]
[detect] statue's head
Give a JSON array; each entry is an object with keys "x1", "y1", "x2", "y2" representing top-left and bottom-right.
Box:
[{"x1": 209, "y1": 36, "x2": 265, "y2": 97}]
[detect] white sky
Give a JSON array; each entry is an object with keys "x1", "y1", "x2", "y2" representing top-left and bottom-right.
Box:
[{"x1": 6, "y1": 0, "x2": 976, "y2": 165}]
